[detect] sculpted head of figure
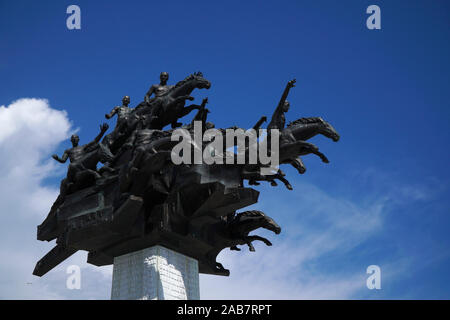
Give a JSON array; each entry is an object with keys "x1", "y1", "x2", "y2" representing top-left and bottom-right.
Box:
[
  {"x1": 71, "y1": 134, "x2": 80, "y2": 147},
  {"x1": 122, "y1": 95, "x2": 130, "y2": 106},
  {"x1": 160, "y1": 72, "x2": 169, "y2": 84},
  {"x1": 283, "y1": 101, "x2": 290, "y2": 113}
]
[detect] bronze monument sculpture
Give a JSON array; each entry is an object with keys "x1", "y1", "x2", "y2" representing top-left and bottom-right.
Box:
[{"x1": 33, "y1": 72, "x2": 339, "y2": 277}]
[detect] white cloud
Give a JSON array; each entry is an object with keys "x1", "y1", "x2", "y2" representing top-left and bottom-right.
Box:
[
  {"x1": 0, "y1": 99, "x2": 72, "y2": 218},
  {"x1": 0, "y1": 98, "x2": 95, "y2": 299}
]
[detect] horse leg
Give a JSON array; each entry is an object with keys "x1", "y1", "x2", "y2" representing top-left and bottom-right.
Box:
[
  {"x1": 250, "y1": 235, "x2": 272, "y2": 246},
  {"x1": 164, "y1": 97, "x2": 194, "y2": 128},
  {"x1": 171, "y1": 95, "x2": 194, "y2": 104},
  {"x1": 164, "y1": 95, "x2": 195, "y2": 113},
  {"x1": 290, "y1": 157, "x2": 306, "y2": 174},
  {"x1": 298, "y1": 142, "x2": 329, "y2": 163},
  {"x1": 180, "y1": 103, "x2": 203, "y2": 118},
  {"x1": 274, "y1": 169, "x2": 293, "y2": 190},
  {"x1": 244, "y1": 235, "x2": 273, "y2": 251},
  {"x1": 248, "y1": 179, "x2": 260, "y2": 186},
  {"x1": 265, "y1": 171, "x2": 292, "y2": 190},
  {"x1": 292, "y1": 140, "x2": 330, "y2": 163},
  {"x1": 246, "y1": 240, "x2": 256, "y2": 252},
  {"x1": 243, "y1": 168, "x2": 292, "y2": 190},
  {"x1": 312, "y1": 149, "x2": 329, "y2": 163}
]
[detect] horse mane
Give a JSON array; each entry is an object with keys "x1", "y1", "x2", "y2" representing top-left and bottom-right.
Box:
[
  {"x1": 236, "y1": 210, "x2": 264, "y2": 219},
  {"x1": 171, "y1": 72, "x2": 203, "y2": 90},
  {"x1": 287, "y1": 117, "x2": 323, "y2": 128}
]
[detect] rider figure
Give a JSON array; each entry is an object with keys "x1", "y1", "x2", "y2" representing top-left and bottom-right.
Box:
[
  {"x1": 267, "y1": 79, "x2": 296, "y2": 131},
  {"x1": 141, "y1": 72, "x2": 174, "y2": 126},
  {"x1": 104, "y1": 96, "x2": 138, "y2": 151},
  {"x1": 52, "y1": 123, "x2": 109, "y2": 183},
  {"x1": 144, "y1": 72, "x2": 173, "y2": 104},
  {"x1": 105, "y1": 96, "x2": 133, "y2": 133}
]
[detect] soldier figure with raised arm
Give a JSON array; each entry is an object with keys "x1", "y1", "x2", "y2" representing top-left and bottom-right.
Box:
[
  {"x1": 267, "y1": 79, "x2": 296, "y2": 131},
  {"x1": 52, "y1": 123, "x2": 109, "y2": 187}
]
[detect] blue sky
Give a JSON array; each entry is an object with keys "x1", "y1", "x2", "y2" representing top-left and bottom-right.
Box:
[{"x1": 0, "y1": 0, "x2": 449, "y2": 299}]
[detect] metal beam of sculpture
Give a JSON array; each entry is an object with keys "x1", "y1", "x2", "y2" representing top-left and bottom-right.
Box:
[{"x1": 33, "y1": 72, "x2": 339, "y2": 277}]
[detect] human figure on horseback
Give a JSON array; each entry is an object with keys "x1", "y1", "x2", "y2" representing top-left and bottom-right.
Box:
[
  {"x1": 135, "y1": 71, "x2": 211, "y2": 130},
  {"x1": 144, "y1": 72, "x2": 174, "y2": 104},
  {"x1": 52, "y1": 123, "x2": 111, "y2": 195},
  {"x1": 103, "y1": 96, "x2": 139, "y2": 154}
]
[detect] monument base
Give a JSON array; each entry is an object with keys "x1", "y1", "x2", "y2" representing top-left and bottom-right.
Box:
[{"x1": 111, "y1": 245, "x2": 200, "y2": 300}]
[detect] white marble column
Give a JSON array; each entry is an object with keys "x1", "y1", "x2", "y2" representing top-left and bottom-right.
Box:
[{"x1": 111, "y1": 245, "x2": 200, "y2": 300}]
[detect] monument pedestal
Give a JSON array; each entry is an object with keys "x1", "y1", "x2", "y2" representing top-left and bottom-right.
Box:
[{"x1": 111, "y1": 245, "x2": 200, "y2": 300}]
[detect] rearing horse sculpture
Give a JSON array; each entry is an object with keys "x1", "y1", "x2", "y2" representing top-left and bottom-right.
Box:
[
  {"x1": 134, "y1": 72, "x2": 211, "y2": 129},
  {"x1": 236, "y1": 117, "x2": 340, "y2": 189},
  {"x1": 278, "y1": 117, "x2": 340, "y2": 174}
]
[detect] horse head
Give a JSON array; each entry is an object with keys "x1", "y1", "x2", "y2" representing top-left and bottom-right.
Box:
[
  {"x1": 318, "y1": 118, "x2": 340, "y2": 142},
  {"x1": 231, "y1": 210, "x2": 281, "y2": 236},
  {"x1": 286, "y1": 117, "x2": 340, "y2": 142},
  {"x1": 192, "y1": 71, "x2": 211, "y2": 89},
  {"x1": 169, "y1": 71, "x2": 211, "y2": 97}
]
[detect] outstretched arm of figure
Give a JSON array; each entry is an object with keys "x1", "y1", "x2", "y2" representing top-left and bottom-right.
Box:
[
  {"x1": 252, "y1": 116, "x2": 267, "y2": 130},
  {"x1": 144, "y1": 85, "x2": 156, "y2": 104},
  {"x1": 105, "y1": 106, "x2": 119, "y2": 119},
  {"x1": 278, "y1": 79, "x2": 296, "y2": 109},
  {"x1": 52, "y1": 151, "x2": 69, "y2": 163},
  {"x1": 85, "y1": 123, "x2": 109, "y2": 149},
  {"x1": 271, "y1": 79, "x2": 296, "y2": 119}
]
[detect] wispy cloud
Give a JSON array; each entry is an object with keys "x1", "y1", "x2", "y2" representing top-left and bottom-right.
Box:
[
  {"x1": 199, "y1": 179, "x2": 387, "y2": 299},
  {"x1": 199, "y1": 166, "x2": 444, "y2": 299}
]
